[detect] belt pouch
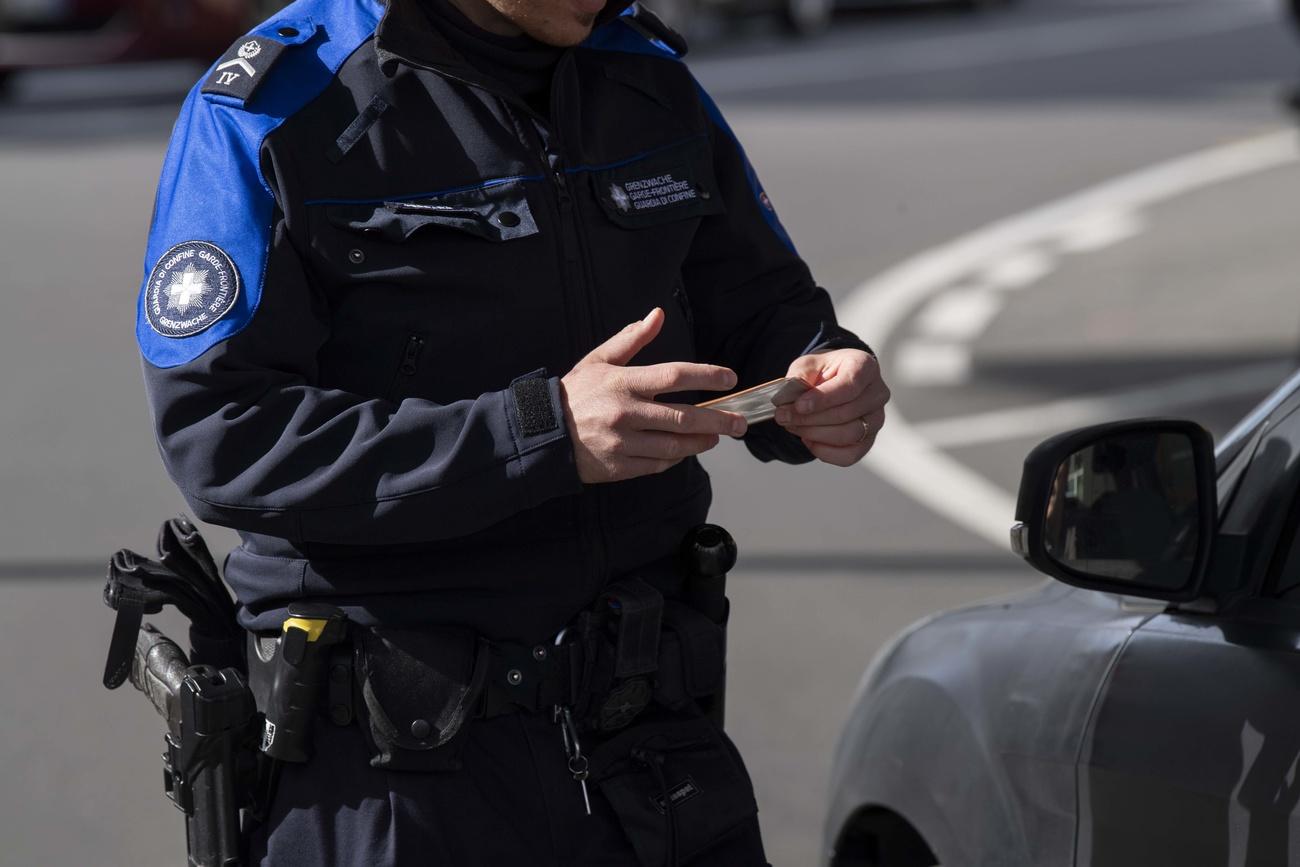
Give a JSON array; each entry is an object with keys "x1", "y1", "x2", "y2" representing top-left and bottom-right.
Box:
[
  {"x1": 604, "y1": 577, "x2": 664, "y2": 679},
  {"x1": 577, "y1": 578, "x2": 664, "y2": 732},
  {"x1": 589, "y1": 714, "x2": 759, "y2": 867},
  {"x1": 654, "y1": 600, "x2": 726, "y2": 712},
  {"x1": 353, "y1": 626, "x2": 488, "y2": 772}
]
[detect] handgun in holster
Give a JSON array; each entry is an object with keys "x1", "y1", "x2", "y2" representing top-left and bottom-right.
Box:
[{"x1": 102, "y1": 517, "x2": 345, "y2": 867}]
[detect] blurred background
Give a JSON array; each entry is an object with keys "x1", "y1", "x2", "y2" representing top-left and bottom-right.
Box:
[{"x1": 2, "y1": 0, "x2": 1297, "y2": 863}]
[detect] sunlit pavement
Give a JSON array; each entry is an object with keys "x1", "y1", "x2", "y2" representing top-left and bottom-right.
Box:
[{"x1": 1, "y1": 1, "x2": 1297, "y2": 862}]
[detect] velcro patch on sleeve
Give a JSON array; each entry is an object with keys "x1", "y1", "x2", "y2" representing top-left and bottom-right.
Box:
[
  {"x1": 511, "y1": 377, "x2": 559, "y2": 437},
  {"x1": 201, "y1": 36, "x2": 289, "y2": 103}
]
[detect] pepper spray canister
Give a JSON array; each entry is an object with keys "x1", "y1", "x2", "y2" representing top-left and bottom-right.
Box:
[{"x1": 260, "y1": 602, "x2": 347, "y2": 762}]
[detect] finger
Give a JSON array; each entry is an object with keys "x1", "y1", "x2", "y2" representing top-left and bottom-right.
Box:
[
  {"x1": 776, "y1": 381, "x2": 889, "y2": 427},
  {"x1": 792, "y1": 355, "x2": 881, "y2": 415},
  {"x1": 632, "y1": 403, "x2": 748, "y2": 438},
  {"x1": 623, "y1": 431, "x2": 722, "y2": 461},
  {"x1": 622, "y1": 361, "x2": 737, "y2": 396},
  {"x1": 792, "y1": 367, "x2": 871, "y2": 415},
  {"x1": 790, "y1": 408, "x2": 885, "y2": 447},
  {"x1": 802, "y1": 437, "x2": 873, "y2": 467},
  {"x1": 785, "y1": 353, "x2": 827, "y2": 388},
  {"x1": 582, "y1": 308, "x2": 664, "y2": 366},
  {"x1": 784, "y1": 421, "x2": 868, "y2": 447}
]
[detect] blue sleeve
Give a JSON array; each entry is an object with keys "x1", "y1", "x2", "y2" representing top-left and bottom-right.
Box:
[
  {"x1": 138, "y1": 92, "x2": 580, "y2": 545},
  {"x1": 684, "y1": 83, "x2": 871, "y2": 464}
]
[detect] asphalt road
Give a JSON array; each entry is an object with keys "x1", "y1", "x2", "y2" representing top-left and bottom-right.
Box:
[{"x1": 2, "y1": 0, "x2": 1298, "y2": 864}]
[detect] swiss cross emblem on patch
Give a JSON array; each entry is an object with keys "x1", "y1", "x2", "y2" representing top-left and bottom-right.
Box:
[
  {"x1": 609, "y1": 183, "x2": 633, "y2": 213},
  {"x1": 608, "y1": 169, "x2": 699, "y2": 214},
  {"x1": 144, "y1": 241, "x2": 240, "y2": 338}
]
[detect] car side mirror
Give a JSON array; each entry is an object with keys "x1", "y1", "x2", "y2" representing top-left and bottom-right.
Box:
[{"x1": 1011, "y1": 419, "x2": 1216, "y2": 602}]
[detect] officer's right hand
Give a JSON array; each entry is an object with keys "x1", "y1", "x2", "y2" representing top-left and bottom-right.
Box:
[{"x1": 561, "y1": 308, "x2": 747, "y2": 484}]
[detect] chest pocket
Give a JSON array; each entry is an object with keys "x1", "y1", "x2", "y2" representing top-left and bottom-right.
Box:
[
  {"x1": 307, "y1": 179, "x2": 555, "y2": 406},
  {"x1": 589, "y1": 135, "x2": 725, "y2": 230}
]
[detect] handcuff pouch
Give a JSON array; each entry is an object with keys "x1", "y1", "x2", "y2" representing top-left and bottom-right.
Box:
[{"x1": 352, "y1": 626, "x2": 488, "y2": 772}]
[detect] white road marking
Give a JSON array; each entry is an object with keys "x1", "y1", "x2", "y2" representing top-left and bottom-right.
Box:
[
  {"x1": 839, "y1": 129, "x2": 1300, "y2": 549},
  {"x1": 977, "y1": 248, "x2": 1057, "y2": 291},
  {"x1": 693, "y1": 0, "x2": 1276, "y2": 95},
  {"x1": 914, "y1": 361, "x2": 1294, "y2": 449},
  {"x1": 1053, "y1": 209, "x2": 1147, "y2": 254},
  {"x1": 912, "y1": 287, "x2": 1006, "y2": 341},
  {"x1": 894, "y1": 341, "x2": 972, "y2": 386},
  {"x1": 854, "y1": 413, "x2": 1025, "y2": 549}
]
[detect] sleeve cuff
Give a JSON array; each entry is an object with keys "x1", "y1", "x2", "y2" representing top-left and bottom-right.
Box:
[
  {"x1": 505, "y1": 370, "x2": 582, "y2": 506},
  {"x1": 802, "y1": 325, "x2": 874, "y2": 358}
]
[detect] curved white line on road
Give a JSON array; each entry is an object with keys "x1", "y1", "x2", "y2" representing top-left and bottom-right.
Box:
[
  {"x1": 915, "y1": 361, "x2": 1295, "y2": 449},
  {"x1": 839, "y1": 129, "x2": 1300, "y2": 549}
]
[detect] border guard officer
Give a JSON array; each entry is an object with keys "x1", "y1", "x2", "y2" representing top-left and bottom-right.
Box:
[{"x1": 135, "y1": 0, "x2": 890, "y2": 862}]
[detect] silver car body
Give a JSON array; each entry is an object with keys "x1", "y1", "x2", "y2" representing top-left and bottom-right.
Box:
[{"x1": 825, "y1": 368, "x2": 1300, "y2": 866}]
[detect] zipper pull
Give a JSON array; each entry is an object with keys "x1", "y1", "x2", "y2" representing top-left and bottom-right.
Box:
[
  {"x1": 550, "y1": 157, "x2": 571, "y2": 206},
  {"x1": 399, "y1": 335, "x2": 424, "y2": 376}
]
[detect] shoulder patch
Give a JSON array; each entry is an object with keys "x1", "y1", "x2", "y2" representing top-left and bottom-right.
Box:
[
  {"x1": 199, "y1": 20, "x2": 318, "y2": 105},
  {"x1": 201, "y1": 37, "x2": 288, "y2": 102},
  {"x1": 144, "y1": 241, "x2": 241, "y2": 338},
  {"x1": 139, "y1": 0, "x2": 380, "y2": 368}
]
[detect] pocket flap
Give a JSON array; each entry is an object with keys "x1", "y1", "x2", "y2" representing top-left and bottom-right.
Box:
[
  {"x1": 355, "y1": 626, "x2": 489, "y2": 771},
  {"x1": 325, "y1": 181, "x2": 539, "y2": 243},
  {"x1": 592, "y1": 136, "x2": 725, "y2": 229}
]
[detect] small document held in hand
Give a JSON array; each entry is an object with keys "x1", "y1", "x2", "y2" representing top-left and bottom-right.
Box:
[{"x1": 695, "y1": 377, "x2": 810, "y2": 425}]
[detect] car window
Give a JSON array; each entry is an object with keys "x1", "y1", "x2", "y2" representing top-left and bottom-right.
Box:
[
  {"x1": 1216, "y1": 369, "x2": 1300, "y2": 514},
  {"x1": 1269, "y1": 488, "x2": 1300, "y2": 599},
  {"x1": 1218, "y1": 367, "x2": 1300, "y2": 469},
  {"x1": 1219, "y1": 400, "x2": 1300, "y2": 599}
]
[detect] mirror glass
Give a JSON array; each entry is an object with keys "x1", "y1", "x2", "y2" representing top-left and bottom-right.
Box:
[{"x1": 1043, "y1": 431, "x2": 1200, "y2": 590}]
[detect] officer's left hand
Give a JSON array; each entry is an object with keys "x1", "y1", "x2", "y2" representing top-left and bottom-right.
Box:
[{"x1": 774, "y1": 349, "x2": 889, "y2": 466}]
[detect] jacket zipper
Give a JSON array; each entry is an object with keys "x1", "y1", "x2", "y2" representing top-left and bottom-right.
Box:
[
  {"x1": 673, "y1": 280, "x2": 695, "y2": 338},
  {"x1": 390, "y1": 53, "x2": 610, "y2": 598},
  {"x1": 387, "y1": 333, "x2": 426, "y2": 400},
  {"x1": 544, "y1": 53, "x2": 610, "y2": 601}
]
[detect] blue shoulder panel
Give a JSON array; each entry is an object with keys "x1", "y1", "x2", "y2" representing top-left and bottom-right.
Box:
[
  {"x1": 691, "y1": 85, "x2": 797, "y2": 254},
  {"x1": 581, "y1": 5, "x2": 681, "y2": 59},
  {"x1": 582, "y1": 8, "x2": 797, "y2": 255},
  {"x1": 137, "y1": 0, "x2": 383, "y2": 369}
]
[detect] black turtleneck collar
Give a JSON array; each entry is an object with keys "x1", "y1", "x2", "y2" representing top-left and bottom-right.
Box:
[
  {"x1": 374, "y1": 0, "x2": 635, "y2": 119},
  {"x1": 419, "y1": 0, "x2": 562, "y2": 118}
]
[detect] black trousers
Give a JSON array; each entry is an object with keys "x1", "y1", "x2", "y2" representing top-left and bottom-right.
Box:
[{"x1": 246, "y1": 712, "x2": 769, "y2": 866}]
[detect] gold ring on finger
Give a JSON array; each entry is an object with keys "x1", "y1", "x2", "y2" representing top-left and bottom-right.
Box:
[{"x1": 857, "y1": 416, "x2": 871, "y2": 444}]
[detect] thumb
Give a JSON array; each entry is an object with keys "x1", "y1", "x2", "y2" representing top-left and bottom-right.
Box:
[
  {"x1": 582, "y1": 308, "x2": 664, "y2": 367},
  {"x1": 786, "y1": 352, "x2": 827, "y2": 386}
]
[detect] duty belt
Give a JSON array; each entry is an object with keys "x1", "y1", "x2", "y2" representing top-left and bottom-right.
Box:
[
  {"x1": 247, "y1": 590, "x2": 725, "y2": 751},
  {"x1": 478, "y1": 638, "x2": 577, "y2": 719}
]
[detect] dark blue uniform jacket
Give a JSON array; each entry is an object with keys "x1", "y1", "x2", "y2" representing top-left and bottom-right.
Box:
[{"x1": 137, "y1": 0, "x2": 867, "y2": 642}]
